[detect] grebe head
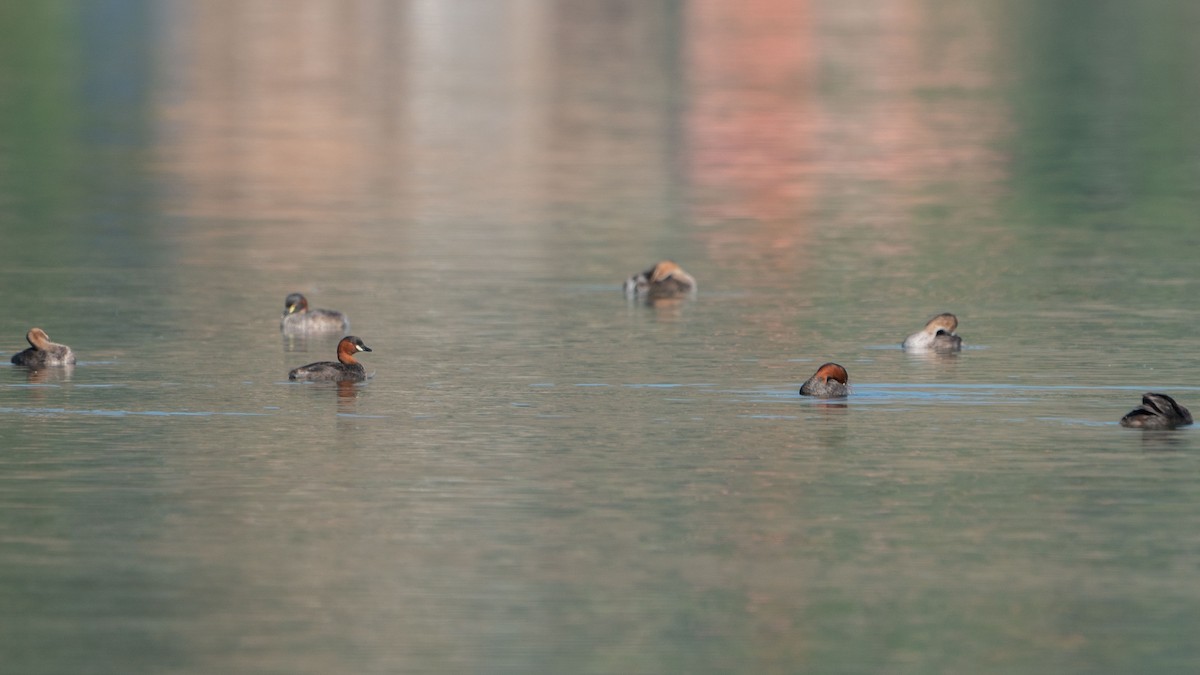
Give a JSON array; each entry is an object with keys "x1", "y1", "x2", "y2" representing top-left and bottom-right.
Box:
[
  {"x1": 649, "y1": 260, "x2": 684, "y2": 283},
  {"x1": 26, "y1": 328, "x2": 51, "y2": 350},
  {"x1": 813, "y1": 362, "x2": 848, "y2": 385},
  {"x1": 650, "y1": 261, "x2": 678, "y2": 280},
  {"x1": 284, "y1": 293, "x2": 309, "y2": 315},
  {"x1": 924, "y1": 313, "x2": 958, "y2": 335},
  {"x1": 336, "y1": 336, "x2": 373, "y2": 365}
]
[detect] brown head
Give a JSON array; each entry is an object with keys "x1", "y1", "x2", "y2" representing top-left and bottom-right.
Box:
[
  {"x1": 649, "y1": 260, "x2": 696, "y2": 289},
  {"x1": 650, "y1": 261, "x2": 681, "y2": 283},
  {"x1": 335, "y1": 336, "x2": 373, "y2": 365},
  {"x1": 923, "y1": 313, "x2": 958, "y2": 335},
  {"x1": 26, "y1": 328, "x2": 51, "y2": 350},
  {"x1": 284, "y1": 293, "x2": 310, "y2": 315},
  {"x1": 812, "y1": 362, "x2": 849, "y2": 385}
]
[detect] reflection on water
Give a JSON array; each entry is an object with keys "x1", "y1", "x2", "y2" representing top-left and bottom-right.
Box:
[
  {"x1": 3, "y1": 0, "x2": 1200, "y2": 673},
  {"x1": 12, "y1": 364, "x2": 75, "y2": 386}
]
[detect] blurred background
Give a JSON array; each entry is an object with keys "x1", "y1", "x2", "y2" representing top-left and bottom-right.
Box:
[{"x1": 2, "y1": 1, "x2": 1200, "y2": 673}]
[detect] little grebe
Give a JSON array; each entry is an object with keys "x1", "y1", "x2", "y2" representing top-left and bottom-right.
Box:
[
  {"x1": 288, "y1": 336, "x2": 373, "y2": 382},
  {"x1": 10, "y1": 328, "x2": 75, "y2": 367},
  {"x1": 1119, "y1": 392, "x2": 1193, "y2": 430},
  {"x1": 624, "y1": 260, "x2": 697, "y2": 298},
  {"x1": 799, "y1": 362, "x2": 849, "y2": 398},
  {"x1": 280, "y1": 293, "x2": 350, "y2": 334},
  {"x1": 902, "y1": 313, "x2": 962, "y2": 352}
]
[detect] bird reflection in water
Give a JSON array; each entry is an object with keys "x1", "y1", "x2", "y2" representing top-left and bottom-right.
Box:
[
  {"x1": 642, "y1": 294, "x2": 693, "y2": 319},
  {"x1": 810, "y1": 399, "x2": 848, "y2": 412},
  {"x1": 20, "y1": 364, "x2": 75, "y2": 385},
  {"x1": 336, "y1": 380, "x2": 361, "y2": 413},
  {"x1": 1137, "y1": 431, "x2": 1190, "y2": 452},
  {"x1": 903, "y1": 347, "x2": 960, "y2": 366}
]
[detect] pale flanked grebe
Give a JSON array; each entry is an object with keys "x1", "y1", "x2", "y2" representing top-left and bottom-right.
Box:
[
  {"x1": 624, "y1": 260, "x2": 697, "y2": 298},
  {"x1": 280, "y1": 293, "x2": 350, "y2": 334},
  {"x1": 289, "y1": 336, "x2": 373, "y2": 382},
  {"x1": 10, "y1": 328, "x2": 75, "y2": 367},
  {"x1": 902, "y1": 313, "x2": 963, "y2": 352},
  {"x1": 1120, "y1": 393, "x2": 1193, "y2": 430},
  {"x1": 799, "y1": 363, "x2": 849, "y2": 398}
]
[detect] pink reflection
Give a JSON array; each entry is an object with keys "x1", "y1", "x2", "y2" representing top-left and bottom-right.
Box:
[
  {"x1": 684, "y1": 0, "x2": 1009, "y2": 275},
  {"x1": 685, "y1": 0, "x2": 817, "y2": 273},
  {"x1": 155, "y1": 1, "x2": 410, "y2": 229}
]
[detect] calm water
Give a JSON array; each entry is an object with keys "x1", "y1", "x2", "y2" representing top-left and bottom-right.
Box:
[{"x1": 3, "y1": 1, "x2": 1200, "y2": 673}]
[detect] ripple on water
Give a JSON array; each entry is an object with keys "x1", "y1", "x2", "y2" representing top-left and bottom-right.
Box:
[{"x1": 0, "y1": 406, "x2": 268, "y2": 418}]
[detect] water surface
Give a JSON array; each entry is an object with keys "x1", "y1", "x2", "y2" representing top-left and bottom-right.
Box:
[{"x1": 3, "y1": 1, "x2": 1200, "y2": 673}]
